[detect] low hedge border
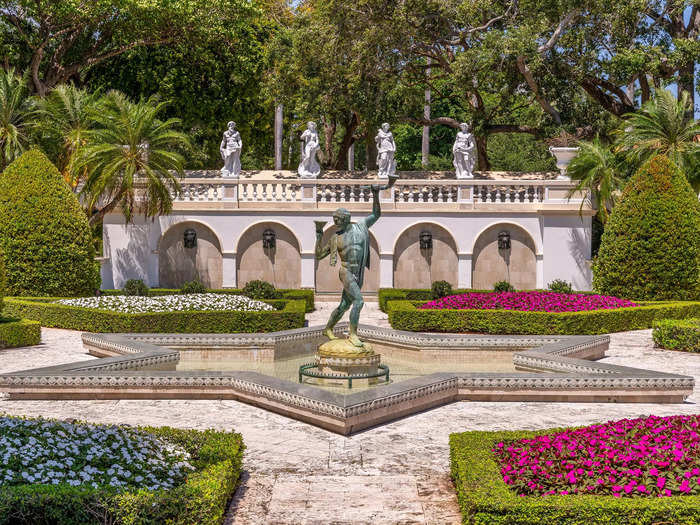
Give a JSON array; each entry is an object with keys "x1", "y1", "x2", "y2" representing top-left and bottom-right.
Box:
[
  {"x1": 652, "y1": 318, "x2": 700, "y2": 353},
  {"x1": 378, "y1": 288, "x2": 600, "y2": 313},
  {"x1": 0, "y1": 417, "x2": 245, "y2": 525},
  {"x1": 101, "y1": 288, "x2": 315, "y2": 313},
  {"x1": 450, "y1": 429, "x2": 700, "y2": 525},
  {"x1": 386, "y1": 299, "x2": 700, "y2": 335},
  {"x1": 2, "y1": 297, "x2": 306, "y2": 333},
  {"x1": 0, "y1": 317, "x2": 41, "y2": 349}
]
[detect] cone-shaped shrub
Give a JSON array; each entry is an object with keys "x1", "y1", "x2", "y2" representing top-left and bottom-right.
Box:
[
  {"x1": 593, "y1": 155, "x2": 700, "y2": 300},
  {"x1": 0, "y1": 248, "x2": 4, "y2": 314},
  {"x1": 0, "y1": 150, "x2": 99, "y2": 296}
]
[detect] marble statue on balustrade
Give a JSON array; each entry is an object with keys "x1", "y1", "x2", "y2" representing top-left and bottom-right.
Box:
[
  {"x1": 314, "y1": 174, "x2": 398, "y2": 352},
  {"x1": 220, "y1": 121, "x2": 242, "y2": 177},
  {"x1": 298, "y1": 121, "x2": 321, "y2": 178},
  {"x1": 453, "y1": 122, "x2": 476, "y2": 179},
  {"x1": 375, "y1": 123, "x2": 396, "y2": 178}
]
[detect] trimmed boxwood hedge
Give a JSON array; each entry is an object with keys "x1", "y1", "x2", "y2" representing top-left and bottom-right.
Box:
[
  {"x1": 0, "y1": 317, "x2": 41, "y2": 349},
  {"x1": 386, "y1": 299, "x2": 700, "y2": 335},
  {"x1": 101, "y1": 288, "x2": 316, "y2": 313},
  {"x1": 2, "y1": 297, "x2": 306, "y2": 333},
  {"x1": 652, "y1": 318, "x2": 700, "y2": 353},
  {"x1": 0, "y1": 150, "x2": 100, "y2": 297},
  {"x1": 0, "y1": 419, "x2": 245, "y2": 525},
  {"x1": 450, "y1": 429, "x2": 700, "y2": 525}
]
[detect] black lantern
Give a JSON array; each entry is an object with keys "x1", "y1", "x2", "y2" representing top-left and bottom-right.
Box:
[
  {"x1": 183, "y1": 229, "x2": 197, "y2": 249},
  {"x1": 419, "y1": 231, "x2": 433, "y2": 250},
  {"x1": 263, "y1": 229, "x2": 276, "y2": 250},
  {"x1": 498, "y1": 231, "x2": 511, "y2": 251}
]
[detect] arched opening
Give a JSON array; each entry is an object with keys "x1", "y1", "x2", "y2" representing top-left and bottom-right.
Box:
[
  {"x1": 472, "y1": 223, "x2": 537, "y2": 290},
  {"x1": 393, "y1": 223, "x2": 458, "y2": 288},
  {"x1": 315, "y1": 229, "x2": 380, "y2": 292},
  {"x1": 158, "y1": 221, "x2": 223, "y2": 288},
  {"x1": 236, "y1": 222, "x2": 301, "y2": 289}
]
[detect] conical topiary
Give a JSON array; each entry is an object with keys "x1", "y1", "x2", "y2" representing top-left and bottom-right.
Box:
[
  {"x1": 593, "y1": 155, "x2": 700, "y2": 300},
  {"x1": 0, "y1": 247, "x2": 4, "y2": 315},
  {"x1": 0, "y1": 149, "x2": 100, "y2": 296}
]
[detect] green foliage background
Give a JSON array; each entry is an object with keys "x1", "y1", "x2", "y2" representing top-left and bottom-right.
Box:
[
  {"x1": 593, "y1": 155, "x2": 700, "y2": 301},
  {"x1": 0, "y1": 150, "x2": 100, "y2": 296}
]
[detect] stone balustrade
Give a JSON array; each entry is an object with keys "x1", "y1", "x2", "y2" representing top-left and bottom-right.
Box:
[{"x1": 144, "y1": 175, "x2": 589, "y2": 212}]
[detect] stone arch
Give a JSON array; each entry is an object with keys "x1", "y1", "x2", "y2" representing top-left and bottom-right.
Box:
[
  {"x1": 236, "y1": 222, "x2": 301, "y2": 289},
  {"x1": 315, "y1": 228, "x2": 380, "y2": 293},
  {"x1": 393, "y1": 223, "x2": 458, "y2": 288},
  {"x1": 472, "y1": 223, "x2": 537, "y2": 290},
  {"x1": 158, "y1": 221, "x2": 223, "y2": 288}
]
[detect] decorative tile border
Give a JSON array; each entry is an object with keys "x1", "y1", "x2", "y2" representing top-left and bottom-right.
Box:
[{"x1": 0, "y1": 324, "x2": 693, "y2": 434}]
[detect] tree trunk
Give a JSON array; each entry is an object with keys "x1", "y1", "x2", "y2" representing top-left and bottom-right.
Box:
[
  {"x1": 366, "y1": 134, "x2": 378, "y2": 170},
  {"x1": 333, "y1": 113, "x2": 359, "y2": 170},
  {"x1": 274, "y1": 104, "x2": 283, "y2": 170},
  {"x1": 322, "y1": 117, "x2": 337, "y2": 168},
  {"x1": 678, "y1": 62, "x2": 696, "y2": 117},
  {"x1": 475, "y1": 135, "x2": 489, "y2": 171}
]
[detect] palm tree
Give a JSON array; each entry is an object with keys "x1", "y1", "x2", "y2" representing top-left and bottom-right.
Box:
[
  {"x1": 0, "y1": 68, "x2": 34, "y2": 171},
  {"x1": 567, "y1": 138, "x2": 625, "y2": 224},
  {"x1": 35, "y1": 84, "x2": 101, "y2": 189},
  {"x1": 79, "y1": 91, "x2": 189, "y2": 226},
  {"x1": 617, "y1": 88, "x2": 700, "y2": 191}
]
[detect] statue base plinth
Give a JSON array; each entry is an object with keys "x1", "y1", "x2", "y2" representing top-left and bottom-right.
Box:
[{"x1": 318, "y1": 338, "x2": 374, "y2": 358}]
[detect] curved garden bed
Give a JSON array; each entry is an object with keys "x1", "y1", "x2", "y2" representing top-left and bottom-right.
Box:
[
  {"x1": 451, "y1": 415, "x2": 700, "y2": 525},
  {"x1": 386, "y1": 293, "x2": 700, "y2": 334},
  {"x1": 0, "y1": 415, "x2": 244, "y2": 525},
  {"x1": 2, "y1": 295, "x2": 306, "y2": 333}
]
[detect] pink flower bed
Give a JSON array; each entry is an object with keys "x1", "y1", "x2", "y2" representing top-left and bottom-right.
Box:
[
  {"x1": 494, "y1": 415, "x2": 700, "y2": 497},
  {"x1": 418, "y1": 291, "x2": 637, "y2": 312}
]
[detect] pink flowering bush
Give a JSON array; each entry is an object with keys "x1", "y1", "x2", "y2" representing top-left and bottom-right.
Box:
[
  {"x1": 419, "y1": 291, "x2": 637, "y2": 312},
  {"x1": 493, "y1": 415, "x2": 700, "y2": 497}
]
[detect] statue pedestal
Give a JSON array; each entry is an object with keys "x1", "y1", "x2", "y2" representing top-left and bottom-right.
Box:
[{"x1": 309, "y1": 339, "x2": 385, "y2": 387}]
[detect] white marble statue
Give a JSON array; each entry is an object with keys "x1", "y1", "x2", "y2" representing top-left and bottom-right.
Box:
[
  {"x1": 298, "y1": 121, "x2": 321, "y2": 178},
  {"x1": 220, "y1": 121, "x2": 242, "y2": 177},
  {"x1": 375, "y1": 122, "x2": 396, "y2": 178},
  {"x1": 452, "y1": 122, "x2": 476, "y2": 179}
]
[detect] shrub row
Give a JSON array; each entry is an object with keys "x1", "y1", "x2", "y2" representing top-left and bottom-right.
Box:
[
  {"x1": 652, "y1": 318, "x2": 700, "y2": 353},
  {"x1": 450, "y1": 429, "x2": 700, "y2": 525},
  {"x1": 101, "y1": 288, "x2": 315, "y2": 313},
  {"x1": 0, "y1": 420, "x2": 244, "y2": 525},
  {"x1": 386, "y1": 299, "x2": 700, "y2": 335},
  {"x1": 2, "y1": 297, "x2": 306, "y2": 333},
  {"x1": 0, "y1": 317, "x2": 41, "y2": 349}
]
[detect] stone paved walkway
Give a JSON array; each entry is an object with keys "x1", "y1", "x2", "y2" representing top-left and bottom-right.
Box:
[{"x1": 0, "y1": 306, "x2": 698, "y2": 524}]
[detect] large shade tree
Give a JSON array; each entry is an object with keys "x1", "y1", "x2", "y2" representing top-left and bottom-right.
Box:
[{"x1": 0, "y1": 68, "x2": 32, "y2": 170}]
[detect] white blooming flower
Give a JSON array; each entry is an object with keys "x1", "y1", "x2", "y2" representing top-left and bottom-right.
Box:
[{"x1": 55, "y1": 293, "x2": 274, "y2": 313}]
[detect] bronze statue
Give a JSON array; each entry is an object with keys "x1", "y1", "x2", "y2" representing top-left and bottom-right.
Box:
[{"x1": 315, "y1": 175, "x2": 397, "y2": 348}]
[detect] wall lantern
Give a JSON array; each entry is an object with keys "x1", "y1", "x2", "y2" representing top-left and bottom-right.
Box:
[
  {"x1": 498, "y1": 231, "x2": 511, "y2": 251},
  {"x1": 263, "y1": 229, "x2": 276, "y2": 250},
  {"x1": 183, "y1": 229, "x2": 197, "y2": 249},
  {"x1": 419, "y1": 231, "x2": 433, "y2": 250}
]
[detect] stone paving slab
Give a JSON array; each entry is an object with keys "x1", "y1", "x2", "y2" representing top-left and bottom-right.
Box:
[{"x1": 0, "y1": 308, "x2": 698, "y2": 523}]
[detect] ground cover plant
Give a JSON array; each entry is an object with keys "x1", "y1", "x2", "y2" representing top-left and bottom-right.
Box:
[
  {"x1": 419, "y1": 291, "x2": 636, "y2": 312},
  {"x1": 0, "y1": 416, "x2": 244, "y2": 525},
  {"x1": 493, "y1": 415, "x2": 700, "y2": 497},
  {"x1": 653, "y1": 318, "x2": 700, "y2": 353},
  {"x1": 0, "y1": 417, "x2": 194, "y2": 491},
  {"x1": 57, "y1": 293, "x2": 274, "y2": 313}
]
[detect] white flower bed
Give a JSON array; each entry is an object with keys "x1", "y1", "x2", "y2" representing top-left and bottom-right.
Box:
[
  {"x1": 56, "y1": 293, "x2": 275, "y2": 313},
  {"x1": 0, "y1": 417, "x2": 194, "y2": 491}
]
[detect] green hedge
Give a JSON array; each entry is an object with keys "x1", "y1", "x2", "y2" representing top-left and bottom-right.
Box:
[
  {"x1": 0, "y1": 420, "x2": 244, "y2": 525},
  {"x1": 101, "y1": 288, "x2": 315, "y2": 313},
  {"x1": 450, "y1": 429, "x2": 700, "y2": 525},
  {"x1": 378, "y1": 288, "x2": 600, "y2": 313},
  {"x1": 2, "y1": 297, "x2": 306, "y2": 333},
  {"x1": 386, "y1": 299, "x2": 700, "y2": 335},
  {"x1": 0, "y1": 317, "x2": 41, "y2": 348},
  {"x1": 652, "y1": 318, "x2": 700, "y2": 353}
]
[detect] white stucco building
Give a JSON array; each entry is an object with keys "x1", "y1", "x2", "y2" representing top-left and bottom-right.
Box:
[{"x1": 100, "y1": 170, "x2": 594, "y2": 292}]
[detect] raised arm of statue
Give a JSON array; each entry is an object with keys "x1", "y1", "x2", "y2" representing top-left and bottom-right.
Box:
[
  {"x1": 363, "y1": 186, "x2": 382, "y2": 228},
  {"x1": 314, "y1": 221, "x2": 330, "y2": 260}
]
